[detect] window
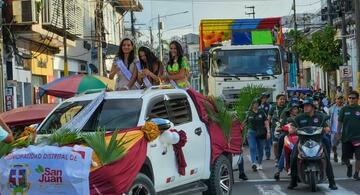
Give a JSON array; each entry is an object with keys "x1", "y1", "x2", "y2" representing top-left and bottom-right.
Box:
[
  {"x1": 38, "y1": 100, "x2": 91, "y2": 134},
  {"x1": 147, "y1": 99, "x2": 170, "y2": 120},
  {"x1": 83, "y1": 99, "x2": 142, "y2": 131},
  {"x1": 168, "y1": 96, "x2": 192, "y2": 125},
  {"x1": 38, "y1": 98, "x2": 143, "y2": 133}
]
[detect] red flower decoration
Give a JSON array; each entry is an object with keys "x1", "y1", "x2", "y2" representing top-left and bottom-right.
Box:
[{"x1": 170, "y1": 129, "x2": 187, "y2": 176}]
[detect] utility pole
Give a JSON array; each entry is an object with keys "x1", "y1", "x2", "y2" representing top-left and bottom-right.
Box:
[
  {"x1": 355, "y1": 0, "x2": 360, "y2": 92},
  {"x1": 245, "y1": 6, "x2": 255, "y2": 19},
  {"x1": 149, "y1": 26, "x2": 154, "y2": 48},
  {"x1": 339, "y1": 0, "x2": 349, "y2": 95},
  {"x1": 158, "y1": 14, "x2": 162, "y2": 61},
  {"x1": 95, "y1": 0, "x2": 104, "y2": 76},
  {"x1": 327, "y1": 0, "x2": 334, "y2": 26},
  {"x1": 62, "y1": 0, "x2": 68, "y2": 76},
  {"x1": 0, "y1": 0, "x2": 5, "y2": 112},
  {"x1": 130, "y1": 10, "x2": 136, "y2": 41},
  {"x1": 292, "y1": 0, "x2": 300, "y2": 87}
]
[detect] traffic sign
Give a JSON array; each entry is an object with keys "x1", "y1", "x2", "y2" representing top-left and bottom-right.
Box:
[{"x1": 340, "y1": 66, "x2": 353, "y2": 82}]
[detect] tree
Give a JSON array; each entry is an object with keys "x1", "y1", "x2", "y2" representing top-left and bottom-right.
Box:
[{"x1": 288, "y1": 25, "x2": 343, "y2": 98}]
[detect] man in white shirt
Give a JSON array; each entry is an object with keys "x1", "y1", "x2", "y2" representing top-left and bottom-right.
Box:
[{"x1": 0, "y1": 116, "x2": 13, "y2": 143}]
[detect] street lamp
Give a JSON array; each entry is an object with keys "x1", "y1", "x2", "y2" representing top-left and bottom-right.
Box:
[{"x1": 148, "y1": 11, "x2": 189, "y2": 61}]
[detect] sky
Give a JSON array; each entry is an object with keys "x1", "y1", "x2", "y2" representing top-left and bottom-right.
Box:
[{"x1": 126, "y1": 0, "x2": 323, "y2": 42}]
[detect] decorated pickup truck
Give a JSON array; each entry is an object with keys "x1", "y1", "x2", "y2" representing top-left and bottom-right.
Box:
[{"x1": 0, "y1": 87, "x2": 242, "y2": 195}]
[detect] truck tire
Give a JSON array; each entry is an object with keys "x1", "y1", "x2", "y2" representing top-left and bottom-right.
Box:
[
  {"x1": 128, "y1": 173, "x2": 156, "y2": 195},
  {"x1": 203, "y1": 155, "x2": 233, "y2": 195}
]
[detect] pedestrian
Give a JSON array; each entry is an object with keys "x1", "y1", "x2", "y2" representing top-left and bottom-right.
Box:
[
  {"x1": 268, "y1": 94, "x2": 286, "y2": 165},
  {"x1": 337, "y1": 90, "x2": 360, "y2": 180},
  {"x1": 246, "y1": 99, "x2": 271, "y2": 171},
  {"x1": 259, "y1": 92, "x2": 271, "y2": 160},
  {"x1": 0, "y1": 116, "x2": 13, "y2": 143},
  {"x1": 161, "y1": 41, "x2": 190, "y2": 89},
  {"x1": 288, "y1": 97, "x2": 337, "y2": 190},
  {"x1": 109, "y1": 38, "x2": 138, "y2": 91},
  {"x1": 138, "y1": 46, "x2": 164, "y2": 86},
  {"x1": 237, "y1": 150, "x2": 248, "y2": 181},
  {"x1": 274, "y1": 101, "x2": 299, "y2": 180},
  {"x1": 329, "y1": 94, "x2": 344, "y2": 163}
]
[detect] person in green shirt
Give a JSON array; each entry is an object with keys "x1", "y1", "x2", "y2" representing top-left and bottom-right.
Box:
[
  {"x1": 268, "y1": 94, "x2": 286, "y2": 163},
  {"x1": 288, "y1": 97, "x2": 337, "y2": 190},
  {"x1": 246, "y1": 99, "x2": 271, "y2": 172},
  {"x1": 337, "y1": 90, "x2": 360, "y2": 180}
]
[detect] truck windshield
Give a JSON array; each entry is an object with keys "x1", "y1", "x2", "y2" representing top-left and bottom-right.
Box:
[
  {"x1": 38, "y1": 99, "x2": 142, "y2": 133},
  {"x1": 211, "y1": 49, "x2": 282, "y2": 76}
]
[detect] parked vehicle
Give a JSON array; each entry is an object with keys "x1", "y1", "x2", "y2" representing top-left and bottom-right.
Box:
[
  {"x1": 36, "y1": 88, "x2": 241, "y2": 195},
  {"x1": 296, "y1": 126, "x2": 326, "y2": 192}
]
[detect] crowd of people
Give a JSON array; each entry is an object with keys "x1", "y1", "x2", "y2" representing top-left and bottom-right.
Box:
[
  {"x1": 109, "y1": 38, "x2": 190, "y2": 90},
  {"x1": 240, "y1": 88, "x2": 360, "y2": 190}
]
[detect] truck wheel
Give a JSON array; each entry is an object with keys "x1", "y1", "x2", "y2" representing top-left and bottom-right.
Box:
[
  {"x1": 203, "y1": 155, "x2": 233, "y2": 195},
  {"x1": 128, "y1": 173, "x2": 156, "y2": 195}
]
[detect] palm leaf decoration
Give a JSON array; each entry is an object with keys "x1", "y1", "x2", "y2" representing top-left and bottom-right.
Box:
[
  {"x1": 0, "y1": 134, "x2": 34, "y2": 158},
  {"x1": 47, "y1": 129, "x2": 82, "y2": 146},
  {"x1": 205, "y1": 97, "x2": 233, "y2": 143},
  {"x1": 82, "y1": 129, "x2": 127, "y2": 166}
]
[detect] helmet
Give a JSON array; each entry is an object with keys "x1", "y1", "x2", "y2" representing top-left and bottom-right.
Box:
[
  {"x1": 287, "y1": 102, "x2": 299, "y2": 112},
  {"x1": 261, "y1": 92, "x2": 270, "y2": 99},
  {"x1": 303, "y1": 97, "x2": 315, "y2": 107}
]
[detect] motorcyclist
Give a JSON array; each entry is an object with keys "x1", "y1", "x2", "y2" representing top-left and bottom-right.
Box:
[
  {"x1": 274, "y1": 101, "x2": 300, "y2": 180},
  {"x1": 287, "y1": 97, "x2": 338, "y2": 190}
]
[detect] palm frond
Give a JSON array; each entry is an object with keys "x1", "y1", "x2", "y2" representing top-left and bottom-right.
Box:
[
  {"x1": 204, "y1": 97, "x2": 233, "y2": 143},
  {"x1": 82, "y1": 129, "x2": 127, "y2": 166},
  {"x1": 47, "y1": 129, "x2": 82, "y2": 146}
]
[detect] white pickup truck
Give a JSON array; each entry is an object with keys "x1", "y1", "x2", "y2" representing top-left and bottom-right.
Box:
[{"x1": 36, "y1": 88, "x2": 239, "y2": 195}]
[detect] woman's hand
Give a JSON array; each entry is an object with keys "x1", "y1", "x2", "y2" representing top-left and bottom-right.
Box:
[{"x1": 143, "y1": 69, "x2": 151, "y2": 76}]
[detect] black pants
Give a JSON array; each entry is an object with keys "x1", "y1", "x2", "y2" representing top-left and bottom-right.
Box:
[
  {"x1": 278, "y1": 133, "x2": 286, "y2": 160},
  {"x1": 290, "y1": 143, "x2": 336, "y2": 185}
]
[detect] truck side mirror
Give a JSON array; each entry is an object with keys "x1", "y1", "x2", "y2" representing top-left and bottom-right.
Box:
[
  {"x1": 150, "y1": 118, "x2": 172, "y2": 131},
  {"x1": 200, "y1": 54, "x2": 209, "y2": 74}
]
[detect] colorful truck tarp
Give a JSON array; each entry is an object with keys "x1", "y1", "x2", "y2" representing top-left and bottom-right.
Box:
[{"x1": 199, "y1": 17, "x2": 284, "y2": 52}]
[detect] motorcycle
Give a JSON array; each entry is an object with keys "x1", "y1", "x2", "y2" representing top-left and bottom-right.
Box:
[{"x1": 296, "y1": 126, "x2": 326, "y2": 192}]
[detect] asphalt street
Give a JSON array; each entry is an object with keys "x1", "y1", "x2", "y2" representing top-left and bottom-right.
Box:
[{"x1": 231, "y1": 146, "x2": 360, "y2": 195}]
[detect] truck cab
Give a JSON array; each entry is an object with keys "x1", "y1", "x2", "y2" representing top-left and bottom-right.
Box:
[{"x1": 206, "y1": 44, "x2": 286, "y2": 103}]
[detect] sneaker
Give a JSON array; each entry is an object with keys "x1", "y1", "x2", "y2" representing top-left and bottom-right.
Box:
[
  {"x1": 329, "y1": 184, "x2": 338, "y2": 190},
  {"x1": 334, "y1": 153, "x2": 338, "y2": 163},
  {"x1": 274, "y1": 172, "x2": 280, "y2": 181},
  {"x1": 257, "y1": 164, "x2": 263, "y2": 170},
  {"x1": 252, "y1": 164, "x2": 257, "y2": 172},
  {"x1": 239, "y1": 173, "x2": 248, "y2": 181},
  {"x1": 347, "y1": 164, "x2": 353, "y2": 178},
  {"x1": 354, "y1": 172, "x2": 360, "y2": 181}
]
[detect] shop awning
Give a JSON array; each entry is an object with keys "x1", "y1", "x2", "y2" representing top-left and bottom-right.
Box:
[{"x1": 117, "y1": 0, "x2": 143, "y2": 12}]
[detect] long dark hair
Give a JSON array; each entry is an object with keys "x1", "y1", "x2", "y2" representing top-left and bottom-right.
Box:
[
  {"x1": 138, "y1": 46, "x2": 161, "y2": 75},
  {"x1": 168, "y1": 40, "x2": 184, "y2": 67},
  {"x1": 117, "y1": 38, "x2": 135, "y2": 68}
]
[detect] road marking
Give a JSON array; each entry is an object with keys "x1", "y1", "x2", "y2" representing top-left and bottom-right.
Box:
[
  {"x1": 318, "y1": 183, "x2": 358, "y2": 195},
  {"x1": 255, "y1": 184, "x2": 286, "y2": 195},
  {"x1": 235, "y1": 177, "x2": 352, "y2": 183}
]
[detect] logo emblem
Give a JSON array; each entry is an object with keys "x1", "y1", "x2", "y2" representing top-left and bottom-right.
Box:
[
  {"x1": 356, "y1": 111, "x2": 360, "y2": 116},
  {"x1": 313, "y1": 118, "x2": 319, "y2": 123},
  {"x1": 258, "y1": 114, "x2": 262, "y2": 118},
  {"x1": 8, "y1": 164, "x2": 31, "y2": 194}
]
